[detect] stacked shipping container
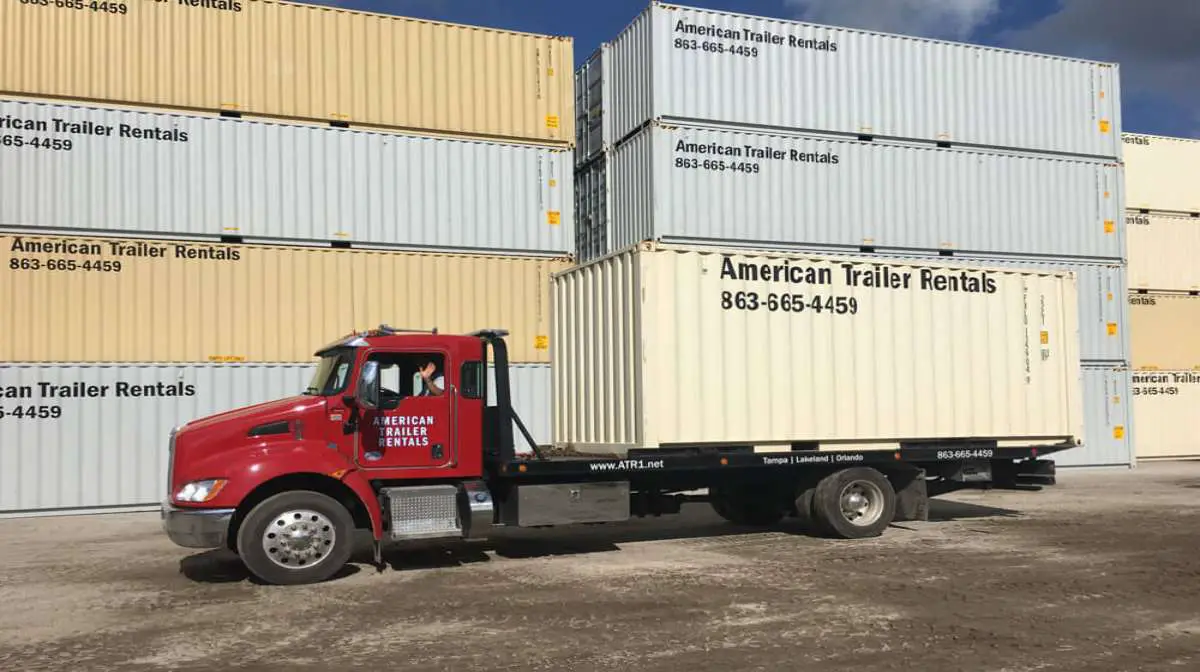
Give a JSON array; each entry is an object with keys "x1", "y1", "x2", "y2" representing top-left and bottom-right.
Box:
[
  {"x1": 0, "y1": 0, "x2": 573, "y2": 514},
  {"x1": 1122, "y1": 133, "x2": 1200, "y2": 461},
  {"x1": 576, "y1": 1, "x2": 1131, "y2": 468}
]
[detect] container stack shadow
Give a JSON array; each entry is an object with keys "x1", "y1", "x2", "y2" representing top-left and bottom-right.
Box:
[
  {"x1": 1122, "y1": 133, "x2": 1200, "y2": 461},
  {"x1": 574, "y1": 1, "x2": 1133, "y2": 470},
  {"x1": 0, "y1": 0, "x2": 574, "y2": 515}
]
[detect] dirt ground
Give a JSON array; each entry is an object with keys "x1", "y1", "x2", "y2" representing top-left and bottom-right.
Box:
[{"x1": 1, "y1": 462, "x2": 1199, "y2": 672}]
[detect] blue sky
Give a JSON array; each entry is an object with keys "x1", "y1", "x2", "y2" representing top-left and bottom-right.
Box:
[{"x1": 308, "y1": 0, "x2": 1199, "y2": 139}]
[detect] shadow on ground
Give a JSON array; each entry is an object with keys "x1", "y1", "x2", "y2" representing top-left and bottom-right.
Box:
[
  {"x1": 926, "y1": 498, "x2": 1022, "y2": 522},
  {"x1": 180, "y1": 549, "x2": 362, "y2": 584}
]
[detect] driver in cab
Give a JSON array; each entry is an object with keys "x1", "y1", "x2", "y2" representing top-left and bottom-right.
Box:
[{"x1": 417, "y1": 358, "x2": 444, "y2": 397}]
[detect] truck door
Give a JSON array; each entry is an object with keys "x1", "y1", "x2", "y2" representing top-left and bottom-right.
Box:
[{"x1": 356, "y1": 350, "x2": 456, "y2": 471}]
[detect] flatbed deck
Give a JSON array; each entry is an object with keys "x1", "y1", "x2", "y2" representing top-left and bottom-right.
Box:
[{"x1": 499, "y1": 442, "x2": 1072, "y2": 479}]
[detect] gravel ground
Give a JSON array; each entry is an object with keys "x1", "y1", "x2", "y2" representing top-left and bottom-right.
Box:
[{"x1": 2, "y1": 461, "x2": 1199, "y2": 671}]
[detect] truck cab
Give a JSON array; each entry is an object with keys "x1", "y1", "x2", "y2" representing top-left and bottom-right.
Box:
[
  {"x1": 162, "y1": 326, "x2": 1061, "y2": 586},
  {"x1": 162, "y1": 326, "x2": 530, "y2": 584}
]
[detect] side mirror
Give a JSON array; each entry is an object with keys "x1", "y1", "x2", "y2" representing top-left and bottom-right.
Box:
[{"x1": 354, "y1": 360, "x2": 380, "y2": 410}]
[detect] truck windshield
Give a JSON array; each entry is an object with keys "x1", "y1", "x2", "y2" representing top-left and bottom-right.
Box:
[{"x1": 304, "y1": 348, "x2": 355, "y2": 396}]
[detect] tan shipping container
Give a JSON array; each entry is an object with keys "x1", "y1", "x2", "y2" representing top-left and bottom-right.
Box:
[
  {"x1": 1129, "y1": 293, "x2": 1200, "y2": 371},
  {"x1": 551, "y1": 242, "x2": 1084, "y2": 456},
  {"x1": 1123, "y1": 133, "x2": 1200, "y2": 213},
  {"x1": 1, "y1": 233, "x2": 569, "y2": 364},
  {"x1": 0, "y1": 0, "x2": 573, "y2": 146},
  {"x1": 1127, "y1": 213, "x2": 1200, "y2": 291},
  {"x1": 1131, "y1": 371, "x2": 1200, "y2": 460}
]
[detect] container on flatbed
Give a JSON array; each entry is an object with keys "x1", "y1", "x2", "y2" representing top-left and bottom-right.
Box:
[
  {"x1": 581, "y1": 1, "x2": 1120, "y2": 161},
  {"x1": 731, "y1": 246, "x2": 1128, "y2": 364},
  {"x1": 550, "y1": 241, "x2": 1085, "y2": 455}
]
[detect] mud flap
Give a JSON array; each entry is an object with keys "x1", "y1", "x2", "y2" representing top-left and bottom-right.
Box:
[
  {"x1": 891, "y1": 468, "x2": 929, "y2": 522},
  {"x1": 993, "y1": 458, "x2": 1057, "y2": 489},
  {"x1": 1016, "y1": 458, "x2": 1057, "y2": 486}
]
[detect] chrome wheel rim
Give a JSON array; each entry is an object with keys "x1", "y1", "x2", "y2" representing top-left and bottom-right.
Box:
[
  {"x1": 839, "y1": 480, "x2": 885, "y2": 527},
  {"x1": 262, "y1": 509, "x2": 336, "y2": 569}
]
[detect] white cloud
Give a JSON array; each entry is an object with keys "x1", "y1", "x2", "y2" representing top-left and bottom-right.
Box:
[{"x1": 782, "y1": 0, "x2": 999, "y2": 40}]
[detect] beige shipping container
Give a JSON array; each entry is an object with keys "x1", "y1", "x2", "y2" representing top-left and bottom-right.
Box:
[
  {"x1": 1127, "y1": 213, "x2": 1200, "y2": 291},
  {"x1": 1, "y1": 233, "x2": 569, "y2": 364},
  {"x1": 1131, "y1": 371, "x2": 1200, "y2": 460},
  {"x1": 0, "y1": 0, "x2": 573, "y2": 146},
  {"x1": 1123, "y1": 134, "x2": 1200, "y2": 213},
  {"x1": 551, "y1": 242, "x2": 1084, "y2": 456},
  {"x1": 1129, "y1": 293, "x2": 1200, "y2": 371}
]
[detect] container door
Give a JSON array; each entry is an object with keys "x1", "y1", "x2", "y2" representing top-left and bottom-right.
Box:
[{"x1": 356, "y1": 351, "x2": 456, "y2": 471}]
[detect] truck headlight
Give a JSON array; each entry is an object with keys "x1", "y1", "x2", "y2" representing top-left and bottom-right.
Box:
[{"x1": 175, "y1": 479, "x2": 228, "y2": 503}]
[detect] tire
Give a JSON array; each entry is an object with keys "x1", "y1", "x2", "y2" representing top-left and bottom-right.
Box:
[
  {"x1": 793, "y1": 484, "x2": 824, "y2": 534},
  {"x1": 236, "y1": 490, "x2": 355, "y2": 585},
  {"x1": 709, "y1": 485, "x2": 785, "y2": 527},
  {"x1": 811, "y1": 468, "x2": 896, "y2": 539}
]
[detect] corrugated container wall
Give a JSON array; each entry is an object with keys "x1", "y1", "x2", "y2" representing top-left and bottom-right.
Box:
[
  {"x1": 0, "y1": 0, "x2": 574, "y2": 146},
  {"x1": 0, "y1": 363, "x2": 550, "y2": 514},
  {"x1": 592, "y1": 123, "x2": 1122, "y2": 260},
  {"x1": 0, "y1": 97, "x2": 572, "y2": 253},
  {"x1": 1122, "y1": 134, "x2": 1200, "y2": 214},
  {"x1": 551, "y1": 243, "x2": 1084, "y2": 456},
  {"x1": 584, "y1": 2, "x2": 1120, "y2": 160},
  {"x1": 1050, "y1": 363, "x2": 1132, "y2": 468},
  {"x1": 1127, "y1": 213, "x2": 1200, "y2": 291},
  {"x1": 1131, "y1": 370, "x2": 1200, "y2": 461},
  {"x1": 1, "y1": 233, "x2": 569, "y2": 364},
  {"x1": 574, "y1": 155, "x2": 609, "y2": 261},
  {"x1": 574, "y1": 48, "x2": 607, "y2": 167},
  {"x1": 1129, "y1": 294, "x2": 1200, "y2": 371}
]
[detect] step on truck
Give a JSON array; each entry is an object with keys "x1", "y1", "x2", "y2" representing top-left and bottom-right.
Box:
[{"x1": 161, "y1": 244, "x2": 1083, "y2": 585}]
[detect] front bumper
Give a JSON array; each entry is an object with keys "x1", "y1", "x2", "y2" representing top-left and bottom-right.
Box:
[{"x1": 160, "y1": 501, "x2": 236, "y2": 549}]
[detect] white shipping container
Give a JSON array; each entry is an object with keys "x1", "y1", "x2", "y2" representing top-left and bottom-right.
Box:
[
  {"x1": 0, "y1": 97, "x2": 572, "y2": 254},
  {"x1": 551, "y1": 242, "x2": 1085, "y2": 455},
  {"x1": 1053, "y1": 364, "x2": 1132, "y2": 468},
  {"x1": 1127, "y1": 212, "x2": 1200, "y2": 291},
  {"x1": 1122, "y1": 133, "x2": 1200, "y2": 214},
  {"x1": 585, "y1": 2, "x2": 1121, "y2": 160},
  {"x1": 0, "y1": 362, "x2": 550, "y2": 515},
  {"x1": 588, "y1": 123, "x2": 1122, "y2": 260},
  {"x1": 1131, "y1": 370, "x2": 1200, "y2": 461}
]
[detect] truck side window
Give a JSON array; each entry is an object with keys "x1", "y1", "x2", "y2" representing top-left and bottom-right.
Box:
[
  {"x1": 365, "y1": 352, "x2": 446, "y2": 409},
  {"x1": 460, "y1": 361, "x2": 483, "y2": 399},
  {"x1": 378, "y1": 363, "x2": 403, "y2": 402}
]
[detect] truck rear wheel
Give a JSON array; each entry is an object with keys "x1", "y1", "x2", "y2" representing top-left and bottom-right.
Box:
[
  {"x1": 236, "y1": 490, "x2": 355, "y2": 585},
  {"x1": 709, "y1": 485, "x2": 785, "y2": 526},
  {"x1": 811, "y1": 467, "x2": 896, "y2": 539}
]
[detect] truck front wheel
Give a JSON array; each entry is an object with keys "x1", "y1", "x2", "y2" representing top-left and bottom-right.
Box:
[
  {"x1": 235, "y1": 490, "x2": 355, "y2": 585},
  {"x1": 811, "y1": 467, "x2": 896, "y2": 539}
]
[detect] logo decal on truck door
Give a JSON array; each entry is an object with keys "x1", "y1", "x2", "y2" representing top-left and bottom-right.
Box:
[{"x1": 373, "y1": 415, "x2": 435, "y2": 448}]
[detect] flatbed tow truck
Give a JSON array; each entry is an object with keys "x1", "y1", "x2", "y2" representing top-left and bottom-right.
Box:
[{"x1": 162, "y1": 327, "x2": 1064, "y2": 585}]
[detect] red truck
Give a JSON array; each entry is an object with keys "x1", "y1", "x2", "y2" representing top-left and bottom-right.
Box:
[{"x1": 162, "y1": 326, "x2": 1064, "y2": 585}]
